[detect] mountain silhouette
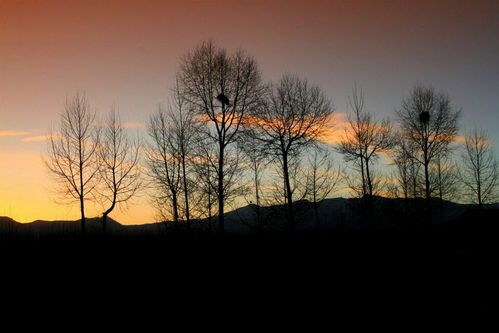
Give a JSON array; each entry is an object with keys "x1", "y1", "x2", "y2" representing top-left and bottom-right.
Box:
[{"x1": 2, "y1": 197, "x2": 497, "y2": 237}]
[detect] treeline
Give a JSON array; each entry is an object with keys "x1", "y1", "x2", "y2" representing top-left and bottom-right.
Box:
[{"x1": 45, "y1": 41, "x2": 498, "y2": 234}]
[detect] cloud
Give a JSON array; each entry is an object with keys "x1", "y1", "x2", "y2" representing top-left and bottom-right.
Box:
[
  {"x1": 0, "y1": 130, "x2": 29, "y2": 138},
  {"x1": 332, "y1": 112, "x2": 349, "y2": 124},
  {"x1": 319, "y1": 113, "x2": 349, "y2": 145},
  {"x1": 454, "y1": 135, "x2": 466, "y2": 145},
  {"x1": 21, "y1": 135, "x2": 50, "y2": 143},
  {"x1": 123, "y1": 122, "x2": 145, "y2": 129}
]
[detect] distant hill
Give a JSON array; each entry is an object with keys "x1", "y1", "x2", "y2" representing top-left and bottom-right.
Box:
[
  {"x1": 1, "y1": 197, "x2": 498, "y2": 238},
  {"x1": 0, "y1": 216, "x2": 19, "y2": 225},
  {"x1": 0, "y1": 216, "x2": 122, "y2": 239},
  {"x1": 220, "y1": 197, "x2": 496, "y2": 233},
  {"x1": 0, "y1": 216, "x2": 21, "y2": 232},
  {"x1": 143, "y1": 197, "x2": 499, "y2": 234}
]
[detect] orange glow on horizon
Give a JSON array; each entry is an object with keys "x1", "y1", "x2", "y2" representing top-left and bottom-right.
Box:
[
  {"x1": 0, "y1": 148, "x2": 155, "y2": 225},
  {"x1": 1, "y1": 0, "x2": 498, "y2": 224}
]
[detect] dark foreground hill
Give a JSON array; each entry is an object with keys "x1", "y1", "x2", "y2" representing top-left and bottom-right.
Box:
[{"x1": 1, "y1": 198, "x2": 498, "y2": 317}]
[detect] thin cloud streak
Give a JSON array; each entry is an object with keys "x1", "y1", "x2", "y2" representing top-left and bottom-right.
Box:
[
  {"x1": 123, "y1": 122, "x2": 145, "y2": 129},
  {"x1": 0, "y1": 130, "x2": 29, "y2": 138},
  {"x1": 21, "y1": 135, "x2": 50, "y2": 143}
]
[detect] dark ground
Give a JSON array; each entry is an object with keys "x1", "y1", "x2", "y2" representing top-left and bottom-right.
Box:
[{"x1": 1, "y1": 207, "x2": 498, "y2": 320}]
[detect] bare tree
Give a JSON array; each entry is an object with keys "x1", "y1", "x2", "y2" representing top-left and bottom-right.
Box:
[
  {"x1": 391, "y1": 137, "x2": 422, "y2": 199},
  {"x1": 458, "y1": 128, "x2": 498, "y2": 206},
  {"x1": 396, "y1": 84, "x2": 460, "y2": 204},
  {"x1": 430, "y1": 155, "x2": 458, "y2": 203},
  {"x1": 191, "y1": 139, "x2": 217, "y2": 232},
  {"x1": 190, "y1": 132, "x2": 247, "y2": 232},
  {"x1": 45, "y1": 92, "x2": 99, "y2": 233},
  {"x1": 247, "y1": 74, "x2": 334, "y2": 232},
  {"x1": 270, "y1": 153, "x2": 308, "y2": 205},
  {"x1": 177, "y1": 41, "x2": 262, "y2": 233},
  {"x1": 168, "y1": 82, "x2": 202, "y2": 231},
  {"x1": 239, "y1": 130, "x2": 268, "y2": 233},
  {"x1": 305, "y1": 148, "x2": 342, "y2": 230},
  {"x1": 338, "y1": 86, "x2": 394, "y2": 197},
  {"x1": 146, "y1": 106, "x2": 182, "y2": 226},
  {"x1": 97, "y1": 107, "x2": 141, "y2": 233}
]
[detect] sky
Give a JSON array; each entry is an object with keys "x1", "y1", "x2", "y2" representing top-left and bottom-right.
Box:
[{"x1": 0, "y1": 0, "x2": 498, "y2": 224}]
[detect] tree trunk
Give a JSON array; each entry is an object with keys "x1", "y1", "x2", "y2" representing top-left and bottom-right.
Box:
[
  {"x1": 255, "y1": 166, "x2": 262, "y2": 234},
  {"x1": 423, "y1": 133, "x2": 431, "y2": 201},
  {"x1": 79, "y1": 152, "x2": 85, "y2": 234},
  {"x1": 282, "y1": 152, "x2": 295, "y2": 234},
  {"x1": 208, "y1": 202, "x2": 212, "y2": 233},
  {"x1": 102, "y1": 172, "x2": 117, "y2": 235},
  {"x1": 80, "y1": 195, "x2": 86, "y2": 234},
  {"x1": 403, "y1": 172, "x2": 408, "y2": 199},
  {"x1": 437, "y1": 161, "x2": 443, "y2": 201},
  {"x1": 477, "y1": 170, "x2": 482, "y2": 208},
  {"x1": 181, "y1": 151, "x2": 191, "y2": 232},
  {"x1": 423, "y1": 145, "x2": 431, "y2": 227},
  {"x1": 102, "y1": 213, "x2": 108, "y2": 234},
  {"x1": 424, "y1": 161, "x2": 430, "y2": 200},
  {"x1": 102, "y1": 200, "x2": 116, "y2": 235},
  {"x1": 217, "y1": 144, "x2": 225, "y2": 234},
  {"x1": 360, "y1": 151, "x2": 366, "y2": 196},
  {"x1": 208, "y1": 170, "x2": 213, "y2": 233},
  {"x1": 364, "y1": 157, "x2": 374, "y2": 227},
  {"x1": 365, "y1": 157, "x2": 373, "y2": 197},
  {"x1": 411, "y1": 161, "x2": 418, "y2": 198},
  {"x1": 172, "y1": 192, "x2": 179, "y2": 227},
  {"x1": 313, "y1": 173, "x2": 320, "y2": 231}
]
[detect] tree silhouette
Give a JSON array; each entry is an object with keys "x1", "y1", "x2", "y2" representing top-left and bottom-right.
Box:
[
  {"x1": 146, "y1": 106, "x2": 183, "y2": 226},
  {"x1": 239, "y1": 129, "x2": 269, "y2": 233},
  {"x1": 247, "y1": 74, "x2": 334, "y2": 233},
  {"x1": 177, "y1": 41, "x2": 263, "y2": 233},
  {"x1": 191, "y1": 139, "x2": 217, "y2": 232},
  {"x1": 391, "y1": 137, "x2": 422, "y2": 199},
  {"x1": 97, "y1": 107, "x2": 141, "y2": 233},
  {"x1": 305, "y1": 148, "x2": 342, "y2": 230},
  {"x1": 430, "y1": 155, "x2": 458, "y2": 203},
  {"x1": 45, "y1": 92, "x2": 99, "y2": 233},
  {"x1": 396, "y1": 85, "x2": 460, "y2": 205},
  {"x1": 338, "y1": 86, "x2": 394, "y2": 198},
  {"x1": 458, "y1": 128, "x2": 498, "y2": 206},
  {"x1": 168, "y1": 82, "x2": 203, "y2": 231}
]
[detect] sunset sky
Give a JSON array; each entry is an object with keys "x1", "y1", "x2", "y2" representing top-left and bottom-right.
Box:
[{"x1": 1, "y1": 0, "x2": 498, "y2": 224}]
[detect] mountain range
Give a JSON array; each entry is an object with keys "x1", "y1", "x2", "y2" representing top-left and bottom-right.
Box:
[{"x1": 2, "y1": 197, "x2": 498, "y2": 239}]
